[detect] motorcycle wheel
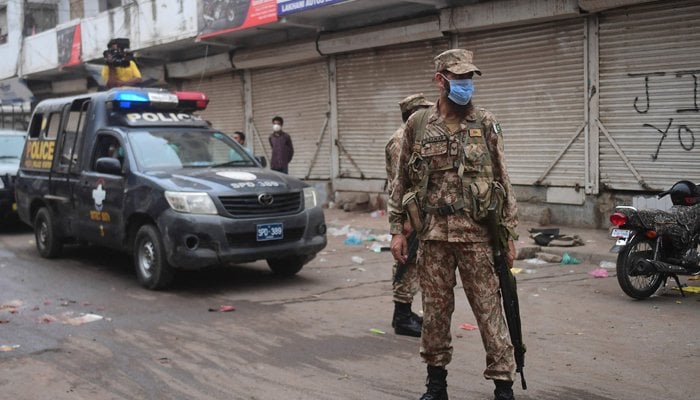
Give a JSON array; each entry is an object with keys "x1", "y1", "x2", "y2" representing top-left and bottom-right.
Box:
[{"x1": 616, "y1": 234, "x2": 663, "y2": 299}]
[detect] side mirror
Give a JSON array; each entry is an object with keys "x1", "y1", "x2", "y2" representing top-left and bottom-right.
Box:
[
  {"x1": 95, "y1": 157, "x2": 123, "y2": 175},
  {"x1": 256, "y1": 156, "x2": 267, "y2": 168}
]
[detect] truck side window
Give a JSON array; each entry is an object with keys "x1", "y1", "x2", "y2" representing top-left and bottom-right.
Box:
[
  {"x1": 93, "y1": 135, "x2": 123, "y2": 172},
  {"x1": 58, "y1": 110, "x2": 86, "y2": 169},
  {"x1": 27, "y1": 113, "x2": 43, "y2": 139},
  {"x1": 45, "y1": 113, "x2": 61, "y2": 139}
]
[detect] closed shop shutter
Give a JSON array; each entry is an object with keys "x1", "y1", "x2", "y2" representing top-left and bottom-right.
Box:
[
  {"x1": 459, "y1": 19, "x2": 586, "y2": 187},
  {"x1": 250, "y1": 60, "x2": 331, "y2": 179},
  {"x1": 598, "y1": 0, "x2": 700, "y2": 191},
  {"x1": 183, "y1": 72, "x2": 245, "y2": 136},
  {"x1": 336, "y1": 39, "x2": 449, "y2": 180}
]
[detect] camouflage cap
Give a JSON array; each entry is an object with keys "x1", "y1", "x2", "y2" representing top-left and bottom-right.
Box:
[
  {"x1": 399, "y1": 93, "x2": 434, "y2": 114},
  {"x1": 434, "y1": 49, "x2": 481, "y2": 76}
]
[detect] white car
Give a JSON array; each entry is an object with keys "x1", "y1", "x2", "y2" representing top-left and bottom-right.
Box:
[{"x1": 0, "y1": 129, "x2": 26, "y2": 220}]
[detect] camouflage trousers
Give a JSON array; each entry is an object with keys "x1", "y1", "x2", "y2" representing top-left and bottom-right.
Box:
[
  {"x1": 393, "y1": 232, "x2": 419, "y2": 304},
  {"x1": 417, "y1": 240, "x2": 515, "y2": 382},
  {"x1": 392, "y1": 260, "x2": 419, "y2": 303}
]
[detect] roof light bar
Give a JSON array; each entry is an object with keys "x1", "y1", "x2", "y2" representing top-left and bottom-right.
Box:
[
  {"x1": 175, "y1": 91, "x2": 209, "y2": 111},
  {"x1": 109, "y1": 89, "x2": 207, "y2": 111}
]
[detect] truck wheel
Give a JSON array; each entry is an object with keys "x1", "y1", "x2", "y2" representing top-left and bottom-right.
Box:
[
  {"x1": 267, "y1": 256, "x2": 305, "y2": 277},
  {"x1": 133, "y1": 224, "x2": 174, "y2": 290},
  {"x1": 34, "y1": 208, "x2": 62, "y2": 258}
]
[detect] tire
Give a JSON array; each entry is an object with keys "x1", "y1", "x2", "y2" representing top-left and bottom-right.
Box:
[
  {"x1": 133, "y1": 224, "x2": 174, "y2": 290},
  {"x1": 267, "y1": 255, "x2": 305, "y2": 277},
  {"x1": 34, "y1": 208, "x2": 62, "y2": 258},
  {"x1": 616, "y1": 235, "x2": 663, "y2": 299}
]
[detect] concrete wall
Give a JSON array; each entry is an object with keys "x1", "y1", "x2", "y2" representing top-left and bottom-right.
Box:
[
  {"x1": 0, "y1": 1, "x2": 22, "y2": 78},
  {"x1": 20, "y1": 30, "x2": 59, "y2": 76}
]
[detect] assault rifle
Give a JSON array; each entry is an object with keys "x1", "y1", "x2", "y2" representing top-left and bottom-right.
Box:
[
  {"x1": 393, "y1": 231, "x2": 418, "y2": 284},
  {"x1": 487, "y1": 195, "x2": 527, "y2": 390}
]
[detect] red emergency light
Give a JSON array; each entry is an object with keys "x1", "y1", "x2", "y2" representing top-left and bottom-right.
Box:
[{"x1": 175, "y1": 91, "x2": 209, "y2": 110}]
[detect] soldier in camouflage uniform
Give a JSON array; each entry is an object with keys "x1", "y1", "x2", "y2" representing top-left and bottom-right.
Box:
[
  {"x1": 388, "y1": 49, "x2": 519, "y2": 400},
  {"x1": 386, "y1": 94, "x2": 434, "y2": 337}
]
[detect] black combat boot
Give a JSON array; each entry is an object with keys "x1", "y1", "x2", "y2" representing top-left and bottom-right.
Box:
[
  {"x1": 411, "y1": 311, "x2": 423, "y2": 325},
  {"x1": 494, "y1": 380, "x2": 515, "y2": 400},
  {"x1": 392, "y1": 302, "x2": 422, "y2": 337},
  {"x1": 419, "y1": 365, "x2": 448, "y2": 400}
]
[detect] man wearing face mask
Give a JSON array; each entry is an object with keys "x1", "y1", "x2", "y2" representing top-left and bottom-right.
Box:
[
  {"x1": 387, "y1": 49, "x2": 519, "y2": 400},
  {"x1": 268, "y1": 116, "x2": 294, "y2": 174}
]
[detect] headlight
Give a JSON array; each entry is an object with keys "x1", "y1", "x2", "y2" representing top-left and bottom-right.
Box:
[
  {"x1": 164, "y1": 191, "x2": 217, "y2": 214},
  {"x1": 303, "y1": 187, "x2": 318, "y2": 209}
]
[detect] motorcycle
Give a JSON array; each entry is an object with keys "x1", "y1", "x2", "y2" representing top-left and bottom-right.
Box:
[{"x1": 610, "y1": 180, "x2": 700, "y2": 299}]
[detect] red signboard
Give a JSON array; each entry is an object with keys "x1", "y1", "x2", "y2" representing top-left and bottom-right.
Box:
[{"x1": 57, "y1": 24, "x2": 82, "y2": 67}]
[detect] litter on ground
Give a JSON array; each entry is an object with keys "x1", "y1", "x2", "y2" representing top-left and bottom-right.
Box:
[
  {"x1": 64, "y1": 313, "x2": 104, "y2": 325},
  {"x1": 208, "y1": 305, "x2": 236, "y2": 312},
  {"x1": 589, "y1": 268, "x2": 609, "y2": 278}
]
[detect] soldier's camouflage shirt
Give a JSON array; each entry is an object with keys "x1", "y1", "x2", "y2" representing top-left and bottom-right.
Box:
[
  {"x1": 385, "y1": 123, "x2": 405, "y2": 194},
  {"x1": 387, "y1": 100, "x2": 518, "y2": 242}
]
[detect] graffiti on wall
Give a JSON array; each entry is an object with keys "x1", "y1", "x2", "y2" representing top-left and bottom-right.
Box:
[{"x1": 629, "y1": 70, "x2": 699, "y2": 160}]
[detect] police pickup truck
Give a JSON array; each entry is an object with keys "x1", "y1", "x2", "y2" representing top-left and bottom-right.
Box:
[{"x1": 15, "y1": 88, "x2": 327, "y2": 289}]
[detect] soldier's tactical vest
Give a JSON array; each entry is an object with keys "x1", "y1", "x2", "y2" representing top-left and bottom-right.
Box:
[{"x1": 408, "y1": 107, "x2": 497, "y2": 222}]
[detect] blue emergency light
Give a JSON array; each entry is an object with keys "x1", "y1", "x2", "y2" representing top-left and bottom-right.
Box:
[{"x1": 111, "y1": 90, "x2": 150, "y2": 109}]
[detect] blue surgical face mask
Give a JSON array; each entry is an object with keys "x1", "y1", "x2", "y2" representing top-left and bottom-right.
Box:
[{"x1": 441, "y1": 73, "x2": 474, "y2": 106}]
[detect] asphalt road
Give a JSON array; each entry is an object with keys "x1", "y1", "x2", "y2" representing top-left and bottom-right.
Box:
[{"x1": 0, "y1": 218, "x2": 698, "y2": 400}]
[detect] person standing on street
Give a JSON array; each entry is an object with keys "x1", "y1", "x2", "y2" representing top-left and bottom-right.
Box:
[
  {"x1": 385, "y1": 93, "x2": 433, "y2": 337},
  {"x1": 388, "y1": 49, "x2": 520, "y2": 400},
  {"x1": 269, "y1": 116, "x2": 294, "y2": 174}
]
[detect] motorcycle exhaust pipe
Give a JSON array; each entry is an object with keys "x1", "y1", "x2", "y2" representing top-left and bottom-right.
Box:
[{"x1": 633, "y1": 258, "x2": 687, "y2": 274}]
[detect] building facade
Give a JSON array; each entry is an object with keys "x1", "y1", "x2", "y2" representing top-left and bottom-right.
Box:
[{"x1": 2, "y1": 0, "x2": 699, "y2": 227}]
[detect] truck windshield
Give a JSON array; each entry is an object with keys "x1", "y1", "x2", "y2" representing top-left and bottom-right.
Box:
[{"x1": 127, "y1": 129, "x2": 256, "y2": 171}]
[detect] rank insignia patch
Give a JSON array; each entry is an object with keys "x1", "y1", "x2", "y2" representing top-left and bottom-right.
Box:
[
  {"x1": 494, "y1": 122, "x2": 502, "y2": 134},
  {"x1": 469, "y1": 128, "x2": 482, "y2": 137}
]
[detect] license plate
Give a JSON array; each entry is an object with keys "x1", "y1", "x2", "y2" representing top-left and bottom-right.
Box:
[
  {"x1": 611, "y1": 228, "x2": 631, "y2": 246},
  {"x1": 256, "y1": 223, "x2": 283, "y2": 241}
]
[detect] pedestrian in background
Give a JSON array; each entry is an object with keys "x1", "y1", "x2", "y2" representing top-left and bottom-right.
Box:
[
  {"x1": 388, "y1": 49, "x2": 519, "y2": 400},
  {"x1": 269, "y1": 116, "x2": 294, "y2": 174},
  {"x1": 385, "y1": 93, "x2": 433, "y2": 337}
]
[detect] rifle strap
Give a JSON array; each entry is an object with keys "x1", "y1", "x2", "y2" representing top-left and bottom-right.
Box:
[{"x1": 411, "y1": 108, "x2": 432, "y2": 208}]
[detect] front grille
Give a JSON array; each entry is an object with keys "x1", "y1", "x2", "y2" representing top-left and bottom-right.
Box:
[
  {"x1": 226, "y1": 227, "x2": 305, "y2": 248},
  {"x1": 219, "y1": 192, "x2": 303, "y2": 217}
]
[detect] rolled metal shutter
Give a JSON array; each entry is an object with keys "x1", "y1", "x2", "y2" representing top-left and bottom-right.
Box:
[
  {"x1": 598, "y1": 0, "x2": 700, "y2": 191},
  {"x1": 250, "y1": 60, "x2": 331, "y2": 180},
  {"x1": 335, "y1": 39, "x2": 449, "y2": 179},
  {"x1": 459, "y1": 19, "x2": 586, "y2": 187},
  {"x1": 183, "y1": 72, "x2": 245, "y2": 136}
]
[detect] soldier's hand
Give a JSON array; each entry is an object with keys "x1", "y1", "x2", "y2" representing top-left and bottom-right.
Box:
[
  {"x1": 507, "y1": 240, "x2": 516, "y2": 268},
  {"x1": 391, "y1": 233, "x2": 408, "y2": 264}
]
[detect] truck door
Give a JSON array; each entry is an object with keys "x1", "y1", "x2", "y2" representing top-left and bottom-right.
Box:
[
  {"x1": 74, "y1": 132, "x2": 127, "y2": 248},
  {"x1": 50, "y1": 99, "x2": 89, "y2": 235}
]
